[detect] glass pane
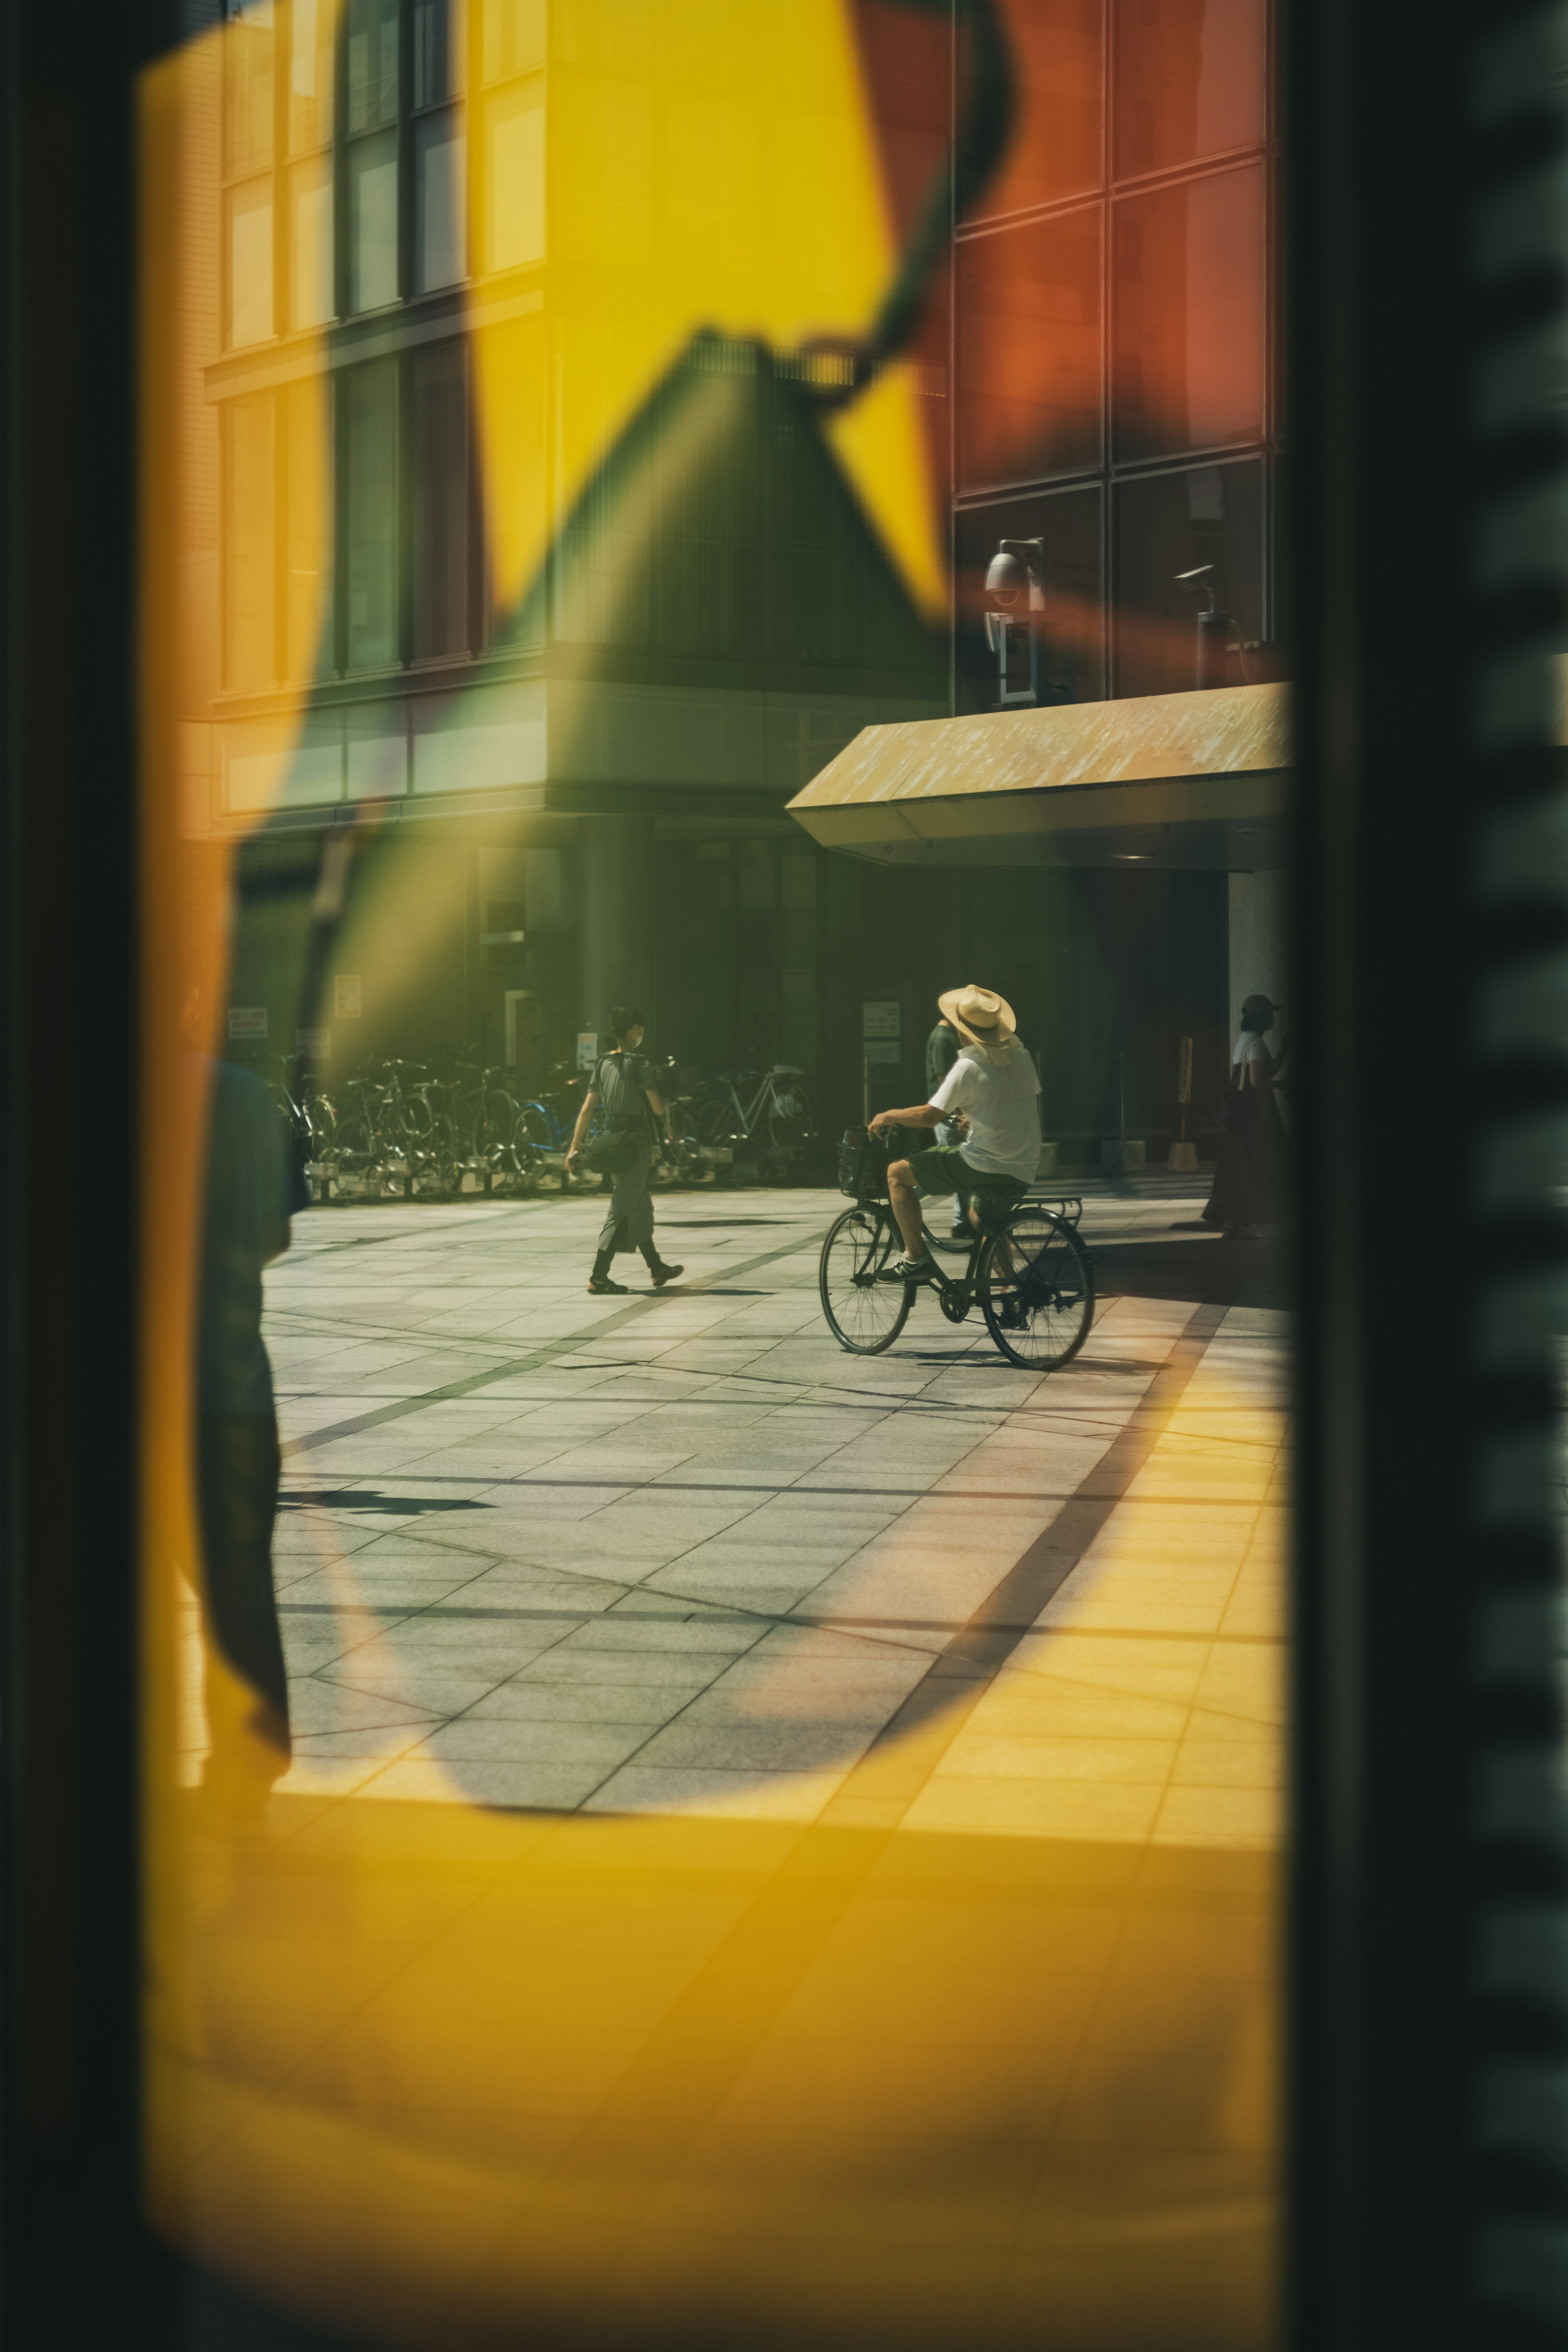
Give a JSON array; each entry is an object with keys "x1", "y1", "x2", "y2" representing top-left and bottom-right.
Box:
[
  {"x1": 349, "y1": 127, "x2": 400, "y2": 312},
  {"x1": 411, "y1": 343, "x2": 470, "y2": 657},
  {"x1": 1112, "y1": 457, "x2": 1263, "y2": 695},
  {"x1": 222, "y1": 0, "x2": 274, "y2": 176},
  {"x1": 416, "y1": 107, "x2": 468, "y2": 289},
  {"x1": 954, "y1": 484, "x2": 1105, "y2": 710},
  {"x1": 482, "y1": 0, "x2": 546, "y2": 81},
  {"x1": 347, "y1": 0, "x2": 399, "y2": 132},
  {"x1": 287, "y1": 0, "x2": 334, "y2": 153},
  {"x1": 344, "y1": 361, "x2": 398, "y2": 668},
  {"x1": 483, "y1": 78, "x2": 544, "y2": 270},
  {"x1": 414, "y1": 0, "x2": 466, "y2": 107},
  {"x1": 284, "y1": 378, "x2": 332, "y2": 679},
  {"x1": 956, "y1": 205, "x2": 1102, "y2": 489},
  {"x1": 1114, "y1": 0, "x2": 1266, "y2": 179},
  {"x1": 221, "y1": 393, "x2": 274, "y2": 689},
  {"x1": 290, "y1": 154, "x2": 334, "y2": 327},
  {"x1": 225, "y1": 175, "x2": 274, "y2": 347},
  {"x1": 1112, "y1": 163, "x2": 1265, "y2": 460},
  {"x1": 971, "y1": 0, "x2": 1104, "y2": 220}
]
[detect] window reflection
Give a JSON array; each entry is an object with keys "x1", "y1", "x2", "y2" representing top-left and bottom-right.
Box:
[
  {"x1": 957, "y1": 207, "x2": 1103, "y2": 489},
  {"x1": 1112, "y1": 457, "x2": 1263, "y2": 694},
  {"x1": 973, "y1": 0, "x2": 1104, "y2": 218},
  {"x1": 1113, "y1": 0, "x2": 1266, "y2": 178},
  {"x1": 1112, "y1": 162, "x2": 1266, "y2": 460},
  {"x1": 955, "y1": 484, "x2": 1105, "y2": 709}
]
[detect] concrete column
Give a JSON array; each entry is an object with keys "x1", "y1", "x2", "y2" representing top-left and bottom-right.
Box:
[
  {"x1": 579, "y1": 814, "x2": 657, "y2": 1044},
  {"x1": 1228, "y1": 868, "x2": 1290, "y2": 1040}
]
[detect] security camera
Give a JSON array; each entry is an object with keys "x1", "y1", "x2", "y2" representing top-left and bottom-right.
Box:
[{"x1": 984, "y1": 549, "x2": 1029, "y2": 609}]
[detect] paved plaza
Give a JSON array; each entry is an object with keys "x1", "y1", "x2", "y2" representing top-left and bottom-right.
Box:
[
  {"x1": 168, "y1": 1180, "x2": 1287, "y2": 2348},
  {"x1": 203, "y1": 1183, "x2": 1286, "y2": 1847}
]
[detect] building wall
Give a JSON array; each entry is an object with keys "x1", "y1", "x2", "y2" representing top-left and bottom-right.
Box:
[{"x1": 198, "y1": 0, "x2": 1270, "y2": 1148}]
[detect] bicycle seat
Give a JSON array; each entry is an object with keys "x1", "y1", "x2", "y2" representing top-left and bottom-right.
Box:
[{"x1": 764, "y1": 1065, "x2": 803, "y2": 1077}]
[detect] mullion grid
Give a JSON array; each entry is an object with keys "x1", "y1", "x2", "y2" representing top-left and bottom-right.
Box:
[{"x1": 948, "y1": 0, "x2": 1275, "y2": 703}]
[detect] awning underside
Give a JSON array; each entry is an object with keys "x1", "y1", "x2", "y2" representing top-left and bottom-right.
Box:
[{"x1": 787, "y1": 680, "x2": 1290, "y2": 869}]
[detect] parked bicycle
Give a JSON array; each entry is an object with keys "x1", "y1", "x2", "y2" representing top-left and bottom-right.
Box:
[
  {"x1": 689, "y1": 1063, "x2": 815, "y2": 1173},
  {"x1": 819, "y1": 1128, "x2": 1094, "y2": 1369}
]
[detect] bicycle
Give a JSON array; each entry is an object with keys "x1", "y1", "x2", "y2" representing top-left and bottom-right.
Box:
[
  {"x1": 818, "y1": 1135, "x2": 1094, "y2": 1369},
  {"x1": 690, "y1": 1064, "x2": 815, "y2": 1172},
  {"x1": 265, "y1": 1052, "x2": 337, "y2": 1195}
]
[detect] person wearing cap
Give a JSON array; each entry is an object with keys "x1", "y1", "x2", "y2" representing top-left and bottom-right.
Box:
[
  {"x1": 868, "y1": 984, "x2": 1041, "y2": 1283},
  {"x1": 1202, "y1": 991, "x2": 1291, "y2": 1238}
]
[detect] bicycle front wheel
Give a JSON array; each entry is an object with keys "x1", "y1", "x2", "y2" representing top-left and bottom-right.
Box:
[
  {"x1": 979, "y1": 1209, "x2": 1095, "y2": 1370},
  {"x1": 819, "y1": 1207, "x2": 913, "y2": 1355}
]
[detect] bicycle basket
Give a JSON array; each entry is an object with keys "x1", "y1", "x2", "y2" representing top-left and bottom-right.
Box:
[{"x1": 838, "y1": 1126, "x2": 896, "y2": 1200}]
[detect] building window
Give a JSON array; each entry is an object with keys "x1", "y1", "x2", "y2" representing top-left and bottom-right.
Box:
[
  {"x1": 410, "y1": 341, "x2": 472, "y2": 658},
  {"x1": 1111, "y1": 0, "x2": 1266, "y2": 179},
  {"x1": 284, "y1": 379, "x2": 333, "y2": 681},
  {"x1": 289, "y1": 152, "x2": 334, "y2": 328},
  {"x1": 226, "y1": 175, "x2": 276, "y2": 347},
  {"x1": 1111, "y1": 457, "x2": 1263, "y2": 696},
  {"x1": 344, "y1": 360, "x2": 400, "y2": 669},
  {"x1": 1111, "y1": 163, "x2": 1266, "y2": 462},
  {"x1": 222, "y1": 394, "x2": 277, "y2": 690},
  {"x1": 347, "y1": 0, "x2": 401, "y2": 312},
  {"x1": 482, "y1": 75, "x2": 544, "y2": 271},
  {"x1": 956, "y1": 206, "x2": 1104, "y2": 490}
]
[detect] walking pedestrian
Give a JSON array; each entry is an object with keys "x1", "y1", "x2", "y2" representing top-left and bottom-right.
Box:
[
  {"x1": 924, "y1": 1008, "x2": 969, "y2": 1242},
  {"x1": 567, "y1": 1006, "x2": 685, "y2": 1295},
  {"x1": 1201, "y1": 992, "x2": 1291, "y2": 1238}
]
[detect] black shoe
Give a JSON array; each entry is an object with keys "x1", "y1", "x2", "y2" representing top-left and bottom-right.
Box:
[
  {"x1": 587, "y1": 1274, "x2": 630, "y2": 1295},
  {"x1": 878, "y1": 1253, "x2": 933, "y2": 1284},
  {"x1": 648, "y1": 1262, "x2": 684, "y2": 1288}
]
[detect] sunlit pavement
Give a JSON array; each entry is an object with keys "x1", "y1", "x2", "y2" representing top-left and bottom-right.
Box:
[
  {"x1": 242, "y1": 1184, "x2": 1285, "y2": 1847},
  {"x1": 164, "y1": 1183, "x2": 1286, "y2": 2349}
]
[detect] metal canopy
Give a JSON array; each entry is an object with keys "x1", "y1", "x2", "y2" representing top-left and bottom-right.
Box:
[{"x1": 786, "y1": 679, "x2": 1291, "y2": 869}]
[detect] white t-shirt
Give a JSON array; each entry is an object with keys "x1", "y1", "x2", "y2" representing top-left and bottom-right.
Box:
[
  {"x1": 929, "y1": 1042, "x2": 1042, "y2": 1182},
  {"x1": 1233, "y1": 1031, "x2": 1270, "y2": 1067}
]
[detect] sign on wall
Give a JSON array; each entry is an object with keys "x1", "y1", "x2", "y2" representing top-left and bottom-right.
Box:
[
  {"x1": 861, "y1": 1000, "x2": 901, "y2": 1039},
  {"x1": 576, "y1": 1032, "x2": 598, "y2": 1071},
  {"x1": 227, "y1": 1007, "x2": 267, "y2": 1040},
  {"x1": 296, "y1": 1027, "x2": 331, "y2": 1058},
  {"x1": 334, "y1": 975, "x2": 362, "y2": 1018}
]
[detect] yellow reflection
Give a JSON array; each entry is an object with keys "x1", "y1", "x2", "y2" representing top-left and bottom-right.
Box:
[{"x1": 140, "y1": 6, "x2": 1279, "y2": 2344}]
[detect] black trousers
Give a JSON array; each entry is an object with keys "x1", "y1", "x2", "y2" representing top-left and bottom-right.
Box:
[{"x1": 195, "y1": 1411, "x2": 291, "y2": 1743}]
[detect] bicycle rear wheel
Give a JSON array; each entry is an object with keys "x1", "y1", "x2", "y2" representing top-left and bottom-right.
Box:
[
  {"x1": 819, "y1": 1206, "x2": 913, "y2": 1355},
  {"x1": 766, "y1": 1081, "x2": 813, "y2": 1154},
  {"x1": 979, "y1": 1209, "x2": 1095, "y2": 1370}
]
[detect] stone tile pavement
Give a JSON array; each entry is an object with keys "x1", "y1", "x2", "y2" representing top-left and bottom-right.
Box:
[{"x1": 182, "y1": 1183, "x2": 1287, "y2": 1850}]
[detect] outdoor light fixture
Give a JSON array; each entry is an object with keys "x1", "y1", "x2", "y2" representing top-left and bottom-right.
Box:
[{"x1": 984, "y1": 538, "x2": 1070, "y2": 710}]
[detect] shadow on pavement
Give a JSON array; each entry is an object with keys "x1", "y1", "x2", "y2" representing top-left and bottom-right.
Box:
[{"x1": 1093, "y1": 1231, "x2": 1291, "y2": 1312}]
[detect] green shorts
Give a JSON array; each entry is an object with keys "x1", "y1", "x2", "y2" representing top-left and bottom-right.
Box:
[{"x1": 907, "y1": 1143, "x2": 1026, "y2": 1229}]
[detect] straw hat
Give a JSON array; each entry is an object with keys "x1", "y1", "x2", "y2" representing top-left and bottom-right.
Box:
[{"x1": 938, "y1": 984, "x2": 1016, "y2": 1049}]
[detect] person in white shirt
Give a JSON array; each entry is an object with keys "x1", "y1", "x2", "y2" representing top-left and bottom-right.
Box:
[
  {"x1": 1201, "y1": 991, "x2": 1291, "y2": 1238},
  {"x1": 868, "y1": 984, "x2": 1040, "y2": 1281}
]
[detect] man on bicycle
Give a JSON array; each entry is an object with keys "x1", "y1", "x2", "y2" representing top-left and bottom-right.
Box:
[{"x1": 869, "y1": 984, "x2": 1040, "y2": 1283}]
